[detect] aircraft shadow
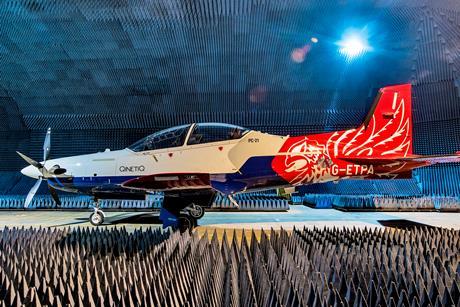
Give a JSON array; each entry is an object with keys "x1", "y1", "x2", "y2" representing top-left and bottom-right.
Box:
[
  {"x1": 103, "y1": 213, "x2": 163, "y2": 225},
  {"x1": 377, "y1": 219, "x2": 434, "y2": 229},
  {"x1": 49, "y1": 213, "x2": 163, "y2": 227}
]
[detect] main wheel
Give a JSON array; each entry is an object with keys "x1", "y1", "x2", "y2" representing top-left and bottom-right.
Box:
[
  {"x1": 89, "y1": 211, "x2": 104, "y2": 226},
  {"x1": 177, "y1": 214, "x2": 196, "y2": 233},
  {"x1": 188, "y1": 204, "x2": 205, "y2": 219}
]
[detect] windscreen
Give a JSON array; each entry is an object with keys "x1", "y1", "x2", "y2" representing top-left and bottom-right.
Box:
[{"x1": 128, "y1": 124, "x2": 191, "y2": 152}]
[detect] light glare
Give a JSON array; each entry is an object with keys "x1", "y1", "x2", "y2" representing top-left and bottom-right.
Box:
[{"x1": 338, "y1": 30, "x2": 370, "y2": 60}]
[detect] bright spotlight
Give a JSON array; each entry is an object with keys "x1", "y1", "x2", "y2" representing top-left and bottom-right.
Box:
[{"x1": 338, "y1": 30, "x2": 370, "y2": 60}]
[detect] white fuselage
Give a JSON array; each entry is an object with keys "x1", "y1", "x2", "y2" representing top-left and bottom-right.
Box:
[{"x1": 22, "y1": 130, "x2": 287, "y2": 181}]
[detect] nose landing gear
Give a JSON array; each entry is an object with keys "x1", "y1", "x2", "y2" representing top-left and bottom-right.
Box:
[{"x1": 89, "y1": 200, "x2": 105, "y2": 226}]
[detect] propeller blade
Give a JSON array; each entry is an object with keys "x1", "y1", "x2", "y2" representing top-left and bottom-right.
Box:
[
  {"x1": 48, "y1": 184, "x2": 61, "y2": 207},
  {"x1": 17, "y1": 151, "x2": 54, "y2": 178},
  {"x1": 17, "y1": 151, "x2": 43, "y2": 169},
  {"x1": 24, "y1": 178, "x2": 42, "y2": 208},
  {"x1": 43, "y1": 127, "x2": 51, "y2": 162}
]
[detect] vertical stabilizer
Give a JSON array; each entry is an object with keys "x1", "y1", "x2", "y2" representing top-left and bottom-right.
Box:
[{"x1": 358, "y1": 83, "x2": 412, "y2": 157}]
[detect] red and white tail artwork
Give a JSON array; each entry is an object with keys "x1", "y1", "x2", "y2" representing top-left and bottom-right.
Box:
[
  {"x1": 332, "y1": 83, "x2": 413, "y2": 159},
  {"x1": 272, "y1": 84, "x2": 458, "y2": 185}
]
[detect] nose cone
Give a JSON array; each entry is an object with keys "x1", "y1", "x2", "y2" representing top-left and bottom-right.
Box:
[{"x1": 21, "y1": 165, "x2": 41, "y2": 179}]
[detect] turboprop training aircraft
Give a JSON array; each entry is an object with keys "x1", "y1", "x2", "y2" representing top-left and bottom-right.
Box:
[{"x1": 18, "y1": 84, "x2": 460, "y2": 231}]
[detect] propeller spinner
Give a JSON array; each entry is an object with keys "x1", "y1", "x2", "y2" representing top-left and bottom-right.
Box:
[{"x1": 17, "y1": 128, "x2": 62, "y2": 208}]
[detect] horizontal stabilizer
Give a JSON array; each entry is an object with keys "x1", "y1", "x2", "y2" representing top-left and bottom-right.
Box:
[
  {"x1": 402, "y1": 154, "x2": 460, "y2": 164},
  {"x1": 342, "y1": 153, "x2": 460, "y2": 166}
]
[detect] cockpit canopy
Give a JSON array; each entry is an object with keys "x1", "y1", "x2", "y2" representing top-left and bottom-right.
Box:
[{"x1": 128, "y1": 123, "x2": 249, "y2": 152}]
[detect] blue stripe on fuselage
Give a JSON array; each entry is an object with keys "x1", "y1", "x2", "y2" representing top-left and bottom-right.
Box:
[
  {"x1": 48, "y1": 175, "x2": 137, "y2": 193},
  {"x1": 73, "y1": 176, "x2": 136, "y2": 187},
  {"x1": 48, "y1": 156, "x2": 287, "y2": 195},
  {"x1": 210, "y1": 156, "x2": 287, "y2": 195}
]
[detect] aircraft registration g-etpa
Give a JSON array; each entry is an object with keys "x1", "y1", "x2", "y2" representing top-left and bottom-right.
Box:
[{"x1": 18, "y1": 84, "x2": 460, "y2": 230}]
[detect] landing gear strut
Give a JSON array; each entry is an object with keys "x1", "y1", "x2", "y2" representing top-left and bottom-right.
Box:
[{"x1": 89, "y1": 200, "x2": 105, "y2": 226}]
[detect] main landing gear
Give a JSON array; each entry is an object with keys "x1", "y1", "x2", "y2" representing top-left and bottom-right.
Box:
[
  {"x1": 186, "y1": 203, "x2": 205, "y2": 219},
  {"x1": 160, "y1": 204, "x2": 198, "y2": 234},
  {"x1": 177, "y1": 214, "x2": 197, "y2": 233},
  {"x1": 160, "y1": 190, "x2": 216, "y2": 233},
  {"x1": 87, "y1": 191, "x2": 216, "y2": 232},
  {"x1": 172, "y1": 204, "x2": 204, "y2": 233},
  {"x1": 89, "y1": 200, "x2": 105, "y2": 226}
]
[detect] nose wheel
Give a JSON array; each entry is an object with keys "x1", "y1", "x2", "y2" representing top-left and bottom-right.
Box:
[
  {"x1": 89, "y1": 211, "x2": 104, "y2": 226},
  {"x1": 89, "y1": 201, "x2": 105, "y2": 226}
]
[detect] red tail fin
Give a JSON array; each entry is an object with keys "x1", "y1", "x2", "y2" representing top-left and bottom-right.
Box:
[
  {"x1": 272, "y1": 84, "x2": 414, "y2": 185},
  {"x1": 347, "y1": 83, "x2": 413, "y2": 158}
]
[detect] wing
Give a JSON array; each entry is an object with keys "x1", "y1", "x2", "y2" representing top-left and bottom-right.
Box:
[{"x1": 121, "y1": 173, "x2": 211, "y2": 191}]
